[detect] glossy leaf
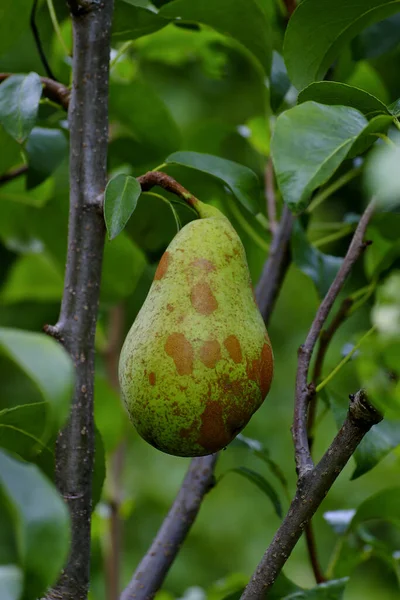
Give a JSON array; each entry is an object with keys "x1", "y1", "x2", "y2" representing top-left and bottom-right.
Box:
[
  {"x1": 112, "y1": 0, "x2": 169, "y2": 41},
  {"x1": 270, "y1": 51, "x2": 291, "y2": 113},
  {"x1": 352, "y1": 14, "x2": 400, "y2": 60},
  {"x1": 0, "y1": 565, "x2": 23, "y2": 600},
  {"x1": 297, "y1": 82, "x2": 389, "y2": 117},
  {"x1": 228, "y1": 467, "x2": 282, "y2": 518},
  {"x1": 0, "y1": 73, "x2": 42, "y2": 143},
  {"x1": 271, "y1": 102, "x2": 367, "y2": 212},
  {"x1": 165, "y1": 151, "x2": 260, "y2": 214},
  {"x1": 291, "y1": 221, "x2": 343, "y2": 298},
  {"x1": 0, "y1": 328, "x2": 74, "y2": 434},
  {"x1": 0, "y1": 449, "x2": 70, "y2": 599},
  {"x1": 104, "y1": 174, "x2": 141, "y2": 240},
  {"x1": 284, "y1": 0, "x2": 400, "y2": 90},
  {"x1": 25, "y1": 127, "x2": 68, "y2": 189},
  {"x1": 159, "y1": 0, "x2": 272, "y2": 73}
]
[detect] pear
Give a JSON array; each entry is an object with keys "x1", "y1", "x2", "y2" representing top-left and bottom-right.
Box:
[{"x1": 118, "y1": 200, "x2": 273, "y2": 457}]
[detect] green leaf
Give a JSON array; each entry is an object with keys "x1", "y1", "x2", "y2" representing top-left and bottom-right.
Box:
[
  {"x1": 348, "y1": 114, "x2": 393, "y2": 159},
  {"x1": 0, "y1": 1, "x2": 32, "y2": 59},
  {"x1": 228, "y1": 467, "x2": 282, "y2": 518},
  {"x1": 351, "y1": 487, "x2": 400, "y2": 529},
  {"x1": 284, "y1": 0, "x2": 400, "y2": 91},
  {"x1": 298, "y1": 82, "x2": 389, "y2": 117},
  {"x1": 283, "y1": 578, "x2": 348, "y2": 599},
  {"x1": 269, "y1": 573, "x2": 302, "y2": 599},
  {"x1": 0, "y1": 449, "x2": 70, "y2": 599},
  {"x1": 109, "y1": 81, "x2": 181, "y2": 162},
  {"x1": 25, "y1": 127, "x2": 68, "y2": 189},
  {"x1": 1, "y1": 253, "x2": 64, "y2": 304},
  {"x1": 101, "y1": 232, "x2": 147, "y2": 303},
  {"x1": 0, "y1": 73, "x2": 42, "y2": 143},
  {"x1": 0, "y1": 403, "x2": 50, "y2": 460},
  {"x1": 231, "y1": 434, "x2": 289, "y2": 492},
  {"x1": 0, "y1": 127, "x2": 23, "y2": 176},
  {"x1": 94, "y1": 374, "x2": 126, "y2": 453},
  {"x1": 0, "y1": 565, "x2": 23, "y2": 600},
  {"x1": 159, "y1": 0, "x2": 272, "y2": 73},
  {"x1": 270, "y1": 51, "x2": 291, "y2": 113},
  {"x1": 165, "y1": 151, "x2": 260, "y2": 214},
  {"x1": 352, "y1": 13, "x2": 400, "y2": 60},
  {"x1": 271, "y1": 102, "x2": 367, "y2": 212},
  {"x1": 0, "y1": 328, "x2": 74, "y2": 435},
  {"x1": 292, "y1": 221, "x2": 343, "y2": 298},
  {"x1": 104, "y1": 174, "x2": 141, "y2": 240},
  {"x1": 112, "y1": 0, "x2": 169, "y2": 41}
]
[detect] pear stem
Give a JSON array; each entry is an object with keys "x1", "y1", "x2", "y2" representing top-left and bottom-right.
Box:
[{"x1": 137, "y1": 171, "x2": 202, "y2": 215}]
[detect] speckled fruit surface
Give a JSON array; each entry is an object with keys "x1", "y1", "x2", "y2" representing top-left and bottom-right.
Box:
[{"x1": 118, "y1": 206, "x2": 273, "y2": 457}]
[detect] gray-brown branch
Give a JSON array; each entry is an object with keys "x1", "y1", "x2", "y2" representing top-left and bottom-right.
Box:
[
  {"x1": 43, "y1": 1, "x2": 114, "y2": 598},
  {"x1": 120, "y1": 179, "x2": 293, "y2": 600},
  {"x1": 241, "y1": 390, "x2": 382, "y2": 599},
  {"x1": 294, "y1": 201, "x2": 374, "y2": 478}
]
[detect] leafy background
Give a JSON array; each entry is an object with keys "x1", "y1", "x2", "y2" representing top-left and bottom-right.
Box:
[{"x1": 1, "y1": 0, "x2": 400, "y2": 599}]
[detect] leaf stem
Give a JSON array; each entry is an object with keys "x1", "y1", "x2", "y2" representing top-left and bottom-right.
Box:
[
  {"x1": 110, "y1": 41, "x2": 133, "y2": 69},
  {"x1": 46, "y1": 0, "x2": 70, "y2": 57},
  {"x1": 315, "y1": 325, "x2": 377, "y2": 393},
  {"x1": 142, "y1": 191, "x2": 181, "y2": 232},
  {"x1": 307, "y1": 167, "x2": 362, "y2": 213}
]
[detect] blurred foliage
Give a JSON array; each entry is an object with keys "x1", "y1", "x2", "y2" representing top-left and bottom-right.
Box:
[{"x1": 1, "y1": 1, "x2": 400, "y2": 599}]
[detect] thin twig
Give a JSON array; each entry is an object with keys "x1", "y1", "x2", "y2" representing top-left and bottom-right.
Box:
[
  {"x1": 120, "y1": 190, "x2": 293, "y2": 600},
  {"x1": 0, "y1": 73, "x2": 70, "y2": 110},
  {"x1": 241, "y1": 390, "x2": 382, "y2": 599},
  {"x1": 0, "y1": 164, "x2": 28, "y2": 186},
  {"x1": 31, "y1": 0, "x2": 57, "y2": 80},
  {"x1": 43, "y1": 0, "x2": 114, "y2": 598},
  {"x1": 265, "y1": 158, "x2": 278, "y2": 235},
  {"x1": 255, "y1": 205, "x2": 293, "y2": 326},
  {"x1": 293, "y1": 201, "x2": 375, "y2": 479}
]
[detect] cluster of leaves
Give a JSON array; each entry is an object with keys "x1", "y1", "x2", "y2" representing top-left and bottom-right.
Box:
[{"x1": 1, "y1": 0, "x2": 400, "y2": 599}]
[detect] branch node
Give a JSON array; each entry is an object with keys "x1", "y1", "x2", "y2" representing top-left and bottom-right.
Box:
[{"x1": 43, "y1": 323, "x2": 64, "y2": 342}]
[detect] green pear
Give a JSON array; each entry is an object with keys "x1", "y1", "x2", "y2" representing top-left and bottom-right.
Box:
[{"x1": 118, "y1": 200, "x2": 273, "y2": 457}]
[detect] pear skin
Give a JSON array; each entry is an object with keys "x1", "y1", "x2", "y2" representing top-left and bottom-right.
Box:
[{"x1": 119, "y1": 205, "x2": 273, "y2": 457}]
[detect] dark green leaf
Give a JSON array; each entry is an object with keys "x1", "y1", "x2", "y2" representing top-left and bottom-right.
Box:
[
  {"x1": 283, "y1": 578, "x2": 348, "y2": 599},
  {"x1": 0, "y1": 73, "x2": 42, "y2": 143},
  {"x1": 0, "y1": 449, "x2": 70, "y2": 599},
  {"x1": 298, "y1": 82, "x2": 389, "y2": 117},
  {"x1": 228, "y1": 467, "x2": 282, "y2": 518},
  {"x1": 231, "y1": 434, "x2": 289, "y2": 492},
  {"x1": 25, "y1": 127, "x2": 68, "y2": 189},
  {"x1": 94, "y1": 374, "x2": 126, "y2": 453},
  {"x1": 104, "y1": 174, "x2": 141, "y2": 240},
  {"x1": 159, "y1": 0, "x2": 272, "y2": 73},
  {"x1": 344, "y1": 557, "x2": 400, "y2": 599},
  {"x1": 165, "y1": 151, "x2": 260, "y2": 214},
  {"x1": 269, "y1": 573, "x2": 302, "y2": 599},
  {"x1": 0, "y1": 565, "x2": 23, "y2": 600},
  {"x1": 109, "y1": 81, "x2": 181, "y2": 162},
  {"x1": 0, "y1": 328, "x2": 74, "y2": 434},
  {"x1": 270, "y1": 51, "x2": 291, "y2": 113},
  {"x1": 0, "y1": 127, "x2": 23, "y2": 176},
  {"x1": 351, "y1": 487, "x2": 400, "y2": 529},
  {"x1": 292, "y1": 221, "x2": 343, "y2": 298},
  {"x1": 101, "y1": 232, "x2": 147, "y2": 303},
  {"x1": 329, "y1": 392, "x2": 400, "y2": 478},
  {"x1": 112, "y1": 0, "x2": 169, "y2": 41},
  {"x1": 0, "y1": 402, "x2": 50, "y2": 459},
  {"x1": 348, "y1": 115, "x2": 393, "y2": 158},
  {"x1": 284, "y1": 0, "x2": 400, "y2": 90},
  {"x1": 352, "y1": 14, "x2": 400, "y2": 60},
  {"x1": 271, "y1": 102, "x2": 367, "y2": 212},
  {"x1": 0, "y1": 1, "x2": 32, "y2": 60}
]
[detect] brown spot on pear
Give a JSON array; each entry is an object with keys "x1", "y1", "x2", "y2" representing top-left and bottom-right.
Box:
[
  {"x1": 165, "y1": 333, "x2": 194, "y2": 375},
  {"x1": 224, "y1": 335, "x2": 242, "y2": 363},
  {"x1": 199, "y1": 340, "x2": 221, "y2": 368},
  {"x1": 154, "y1": 251, "x2": 170, "y2": 280},
  {"x1": 190, "y1": 282, "x2": 218, "y2": 315}
]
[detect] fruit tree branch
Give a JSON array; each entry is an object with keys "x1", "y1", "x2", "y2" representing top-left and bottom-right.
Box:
[
  {"x1": 241, "y1": 390, "x2": 382, "y2": 599},
  {"x1": 43, "y1": 0, "x2": 114, "y2": 598},
  {"x1": 0, "y1": 73, "x2": 70, "y2": 110},
  {"x1": 255, "y1": 205, "x2": 293, "y2": 326},
  {"x1": 120, "y1": 179, "x2": 294, "y2": 600},
  {"x1": 294, "y1": 201, "x2": 375, "y2": 479}
]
